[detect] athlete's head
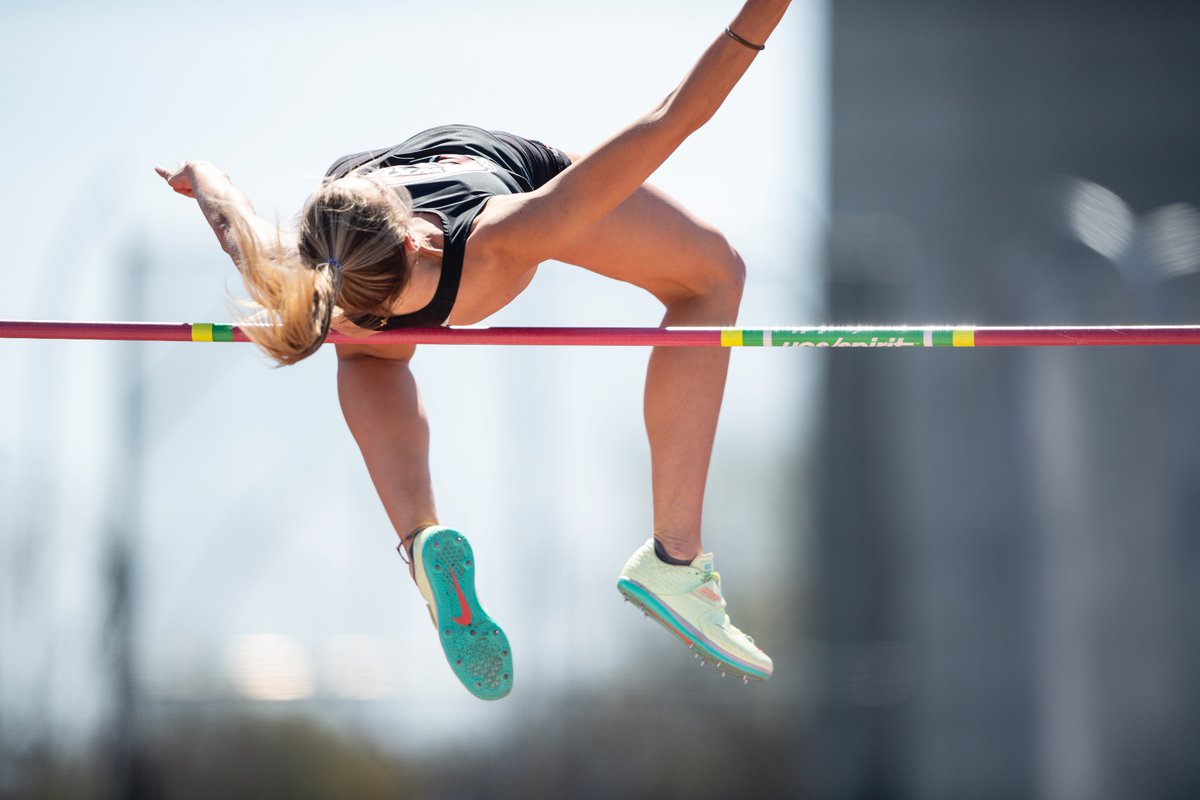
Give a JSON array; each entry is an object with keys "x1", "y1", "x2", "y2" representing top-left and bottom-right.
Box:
[{"x1": 228, "y1": 174, "x2": 415, "y2": 365}]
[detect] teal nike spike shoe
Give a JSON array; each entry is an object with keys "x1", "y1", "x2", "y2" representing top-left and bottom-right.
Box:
[{"x1": 411, "y1": 527, "x2": 513, "y2": 700}]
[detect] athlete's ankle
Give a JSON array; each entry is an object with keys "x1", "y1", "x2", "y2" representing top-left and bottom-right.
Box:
[
  {"x1": 653, "y1": 536, "x2": 697, "y2": 566},
  {"x1": 398, "y1": 523, "x2": 437, "y2": 561},
  {"x1": 398, "y1": 523, "x2": 438, "y2": 580}
]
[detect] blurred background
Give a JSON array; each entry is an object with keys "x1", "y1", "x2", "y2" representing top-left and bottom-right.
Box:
[{"x1": 1, "y1": 0, "x2": 1198, "y2": 798}]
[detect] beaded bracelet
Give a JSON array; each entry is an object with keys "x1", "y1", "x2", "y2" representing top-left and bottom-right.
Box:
[{"x1": 724, "y1": 26, "x2": 766, "y2": 51}]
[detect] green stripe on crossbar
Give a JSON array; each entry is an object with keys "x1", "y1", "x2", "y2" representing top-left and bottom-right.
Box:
[{"x1": 191, "y1": 323, "x2": 235, "y2": 342}]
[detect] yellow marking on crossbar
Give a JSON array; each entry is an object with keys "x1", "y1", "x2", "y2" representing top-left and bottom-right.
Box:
[
  {"x1": 721, "y1": 329, "x2": 743, "y2": 347},
  {"x1": 191, "y1": 323, "x2": 214, "y2": 342},
  {"x1": 952, "y1": 329, "x2": 975, "y2": 347}
]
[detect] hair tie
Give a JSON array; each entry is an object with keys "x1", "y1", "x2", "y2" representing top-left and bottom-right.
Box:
[{"x1": 322, "y1": 258, "x2": 345, "y2": 294}]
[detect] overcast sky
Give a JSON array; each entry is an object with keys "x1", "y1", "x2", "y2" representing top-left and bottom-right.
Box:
[{"x1": 0, "y1": 0, "x2": 826, "y2": 746}]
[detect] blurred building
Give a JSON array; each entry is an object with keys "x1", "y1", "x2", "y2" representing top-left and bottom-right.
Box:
[{"x1": 817, "y1": 2, "x2": 1200, "y2": 799}]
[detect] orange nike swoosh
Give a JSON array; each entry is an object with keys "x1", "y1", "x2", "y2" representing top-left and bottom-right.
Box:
[{"x1": 449, "y1": 569, "x2": 473, "y2": 626}]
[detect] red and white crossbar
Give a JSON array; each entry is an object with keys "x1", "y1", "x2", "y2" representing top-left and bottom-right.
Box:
[{"x1": 3, "y1": 320, "x2": 1200, "y2": 347}]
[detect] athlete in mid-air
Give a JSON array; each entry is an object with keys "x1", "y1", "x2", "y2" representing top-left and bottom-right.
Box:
[{"x1": 157, "y1": 0, "x2": 792, "y2": 699}]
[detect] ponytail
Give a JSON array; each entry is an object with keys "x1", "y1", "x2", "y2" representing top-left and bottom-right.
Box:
[
  {"x1": 226, "y1": 173, "x2": 415, "y2": 367},
  {"x1": 225, "y1": 213, "x2": 338, "y2": 366}
]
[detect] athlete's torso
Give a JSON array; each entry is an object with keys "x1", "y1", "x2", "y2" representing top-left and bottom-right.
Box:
[{"x1": 325, "y1": 125, "x2": 566, "y2": 330}]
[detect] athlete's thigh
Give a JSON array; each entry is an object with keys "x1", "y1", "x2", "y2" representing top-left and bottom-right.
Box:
[{"x1": 551, "y1": 183, "x2": 738, "y2": 304}]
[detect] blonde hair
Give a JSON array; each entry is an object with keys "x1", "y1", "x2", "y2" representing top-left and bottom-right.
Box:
[{"x1": 228, "y1": 175, "x2": 415, "y2": 366}]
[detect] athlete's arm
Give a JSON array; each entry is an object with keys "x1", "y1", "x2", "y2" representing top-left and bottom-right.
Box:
[
  {"x1": 155, "y1": 160, "x2": 281, "y2": 267},
  {"x1": 336, "y1": 341, "x2": 439, "y2": 557},
  {"x1": 469, "y1": 0, "x2": 790, "y2": 267}
]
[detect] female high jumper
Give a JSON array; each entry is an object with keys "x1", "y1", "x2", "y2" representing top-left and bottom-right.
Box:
[{"x1": 157, "y1": 0, "x2": 792, "y2": 699}]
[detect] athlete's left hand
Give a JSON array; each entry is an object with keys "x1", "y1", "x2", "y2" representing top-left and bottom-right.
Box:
[
  {"x1": 156, "y1": 161, "x2": 202, "y2": 198},
  {"x1": 155, "y1": 160, "x2": 224, "y2": 198}
]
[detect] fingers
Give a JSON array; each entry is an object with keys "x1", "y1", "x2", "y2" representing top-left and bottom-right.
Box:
[{"x1": 154, "y1": 162, "x2": 195, "y2": 197}]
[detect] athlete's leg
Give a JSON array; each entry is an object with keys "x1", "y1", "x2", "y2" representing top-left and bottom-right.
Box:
[{"x1": 552, "y1": 183, "x2": 745, "y2": 562}]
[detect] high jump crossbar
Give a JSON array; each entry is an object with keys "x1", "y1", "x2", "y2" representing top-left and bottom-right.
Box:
[{"x1": 4, "y1": 320, "x2": 1200, "y2": 347}]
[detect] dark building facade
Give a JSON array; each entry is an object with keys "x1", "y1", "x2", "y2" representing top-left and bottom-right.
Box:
[{"x1": 817, "y1": 3, "x2": 1200, "y2": 798}]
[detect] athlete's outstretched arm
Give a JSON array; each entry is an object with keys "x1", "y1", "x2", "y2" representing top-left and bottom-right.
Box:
[
  {"x1": 335, "y1": 342, "x2": 439, "y2": 560},
  {"x1": 155, "y1": 160, "x2": 282, "y2": 267},
  {"x1": 470, "y1": 0, "x2": 791, "y2": 267}
]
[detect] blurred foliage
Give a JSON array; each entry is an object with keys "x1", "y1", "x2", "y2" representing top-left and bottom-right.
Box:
[
  {"x1": 147, "y1": 714, "x2": 409, "y2": 800},
  {"x1": 7, "y1": 684, "x2": 800, "y2": 800},
  {"x1": 12, "y1": 714, "x2": 409, "y2": 800}
]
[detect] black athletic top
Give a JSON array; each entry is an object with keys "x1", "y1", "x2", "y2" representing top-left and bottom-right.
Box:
[{"x1": 325, "y1": 125, "x2": 571, "y2": 329}]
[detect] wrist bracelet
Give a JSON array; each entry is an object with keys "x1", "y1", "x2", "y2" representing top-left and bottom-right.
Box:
[{"x1": 724, "y1": 26, "x2": 766, "y2": 51}]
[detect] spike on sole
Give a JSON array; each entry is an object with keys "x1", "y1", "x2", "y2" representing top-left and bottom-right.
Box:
[
  {"x1": 616, "y1": 578, "x2": 769, "y2": 683},
  {"x1": 417, "y1": 528, "x2": 513, "y2": 700}
]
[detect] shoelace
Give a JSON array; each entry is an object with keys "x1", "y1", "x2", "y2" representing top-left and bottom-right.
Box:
[
  {"x1": 702, "y1": 571, "x2": 728, "y2": 610},
  {"x1": 702, "y1": 571, "x2": 758, "y2": 644}
]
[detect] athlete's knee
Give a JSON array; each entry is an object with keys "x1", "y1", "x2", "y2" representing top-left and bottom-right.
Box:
[
  {"x1": 719, "y1": 244, "x2": 747, "y2": 301},
  {"x1": 668, "y1": 231, "x2": 745, "y2": 304},
  {"x1": 697, "y1": 235, "x2": 746, "y2": 308}
]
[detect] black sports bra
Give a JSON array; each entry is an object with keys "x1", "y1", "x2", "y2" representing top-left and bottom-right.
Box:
[
  {"x1": 325, "y1": 125, "x2": 563, "y2": 329},
  {"x1": 343, "y1": 209, "x2": 462, "y2": 331}
]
